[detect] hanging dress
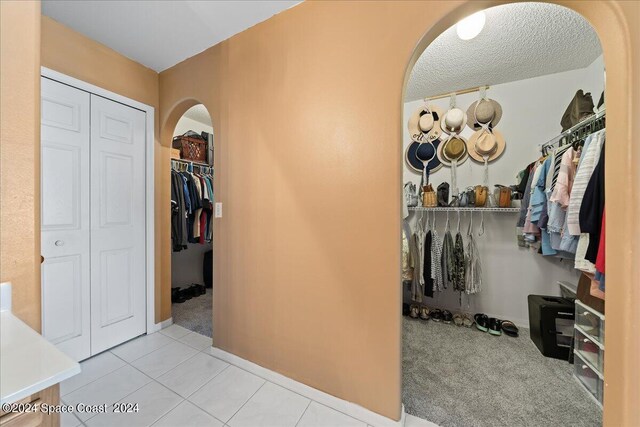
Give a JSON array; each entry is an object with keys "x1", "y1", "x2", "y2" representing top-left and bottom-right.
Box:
[
  {"x1": 465, "y1": 230, "x2": 482, "y2": 294},
  {"x1": 441, "y1": 230, "x2": 454, "y2": 290}
]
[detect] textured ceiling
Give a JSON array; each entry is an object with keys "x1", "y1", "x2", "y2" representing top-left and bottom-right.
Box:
[
  {"x1": 406, "y1": 2, "x2": 602, "y2": 101},
  {"x1": 183, "y1": 104, "x2": 212, "y2": 127},
  {"x1": 42, "y1": 1, "x2": 301, "y2": 72}
]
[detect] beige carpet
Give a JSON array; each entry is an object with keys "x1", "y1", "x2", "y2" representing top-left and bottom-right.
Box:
[
  {"x1": 403, "y1": 317, "x2": 601, "y2": 427},
  {"x1": 171, "y1": 289, "x2": 212, "y2": 337}
]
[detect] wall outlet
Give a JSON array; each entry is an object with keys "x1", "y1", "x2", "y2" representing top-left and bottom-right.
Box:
[{"x1": 215, "y1": 202, "x2": 223, "y2": 218}]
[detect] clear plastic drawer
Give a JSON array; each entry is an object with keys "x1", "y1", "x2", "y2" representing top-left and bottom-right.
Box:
[{"x1": 575, "y1": 328, "x2": 604, "y2": 373}]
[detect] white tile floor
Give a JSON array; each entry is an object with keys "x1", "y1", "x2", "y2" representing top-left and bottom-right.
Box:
[{"x1": 60, "y1": 324, "x2": 437, "y2": 427}]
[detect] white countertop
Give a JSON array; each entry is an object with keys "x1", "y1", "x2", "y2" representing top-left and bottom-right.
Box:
[{"x1": 0, "y1": 311, "x2": 80, "y2": 404}]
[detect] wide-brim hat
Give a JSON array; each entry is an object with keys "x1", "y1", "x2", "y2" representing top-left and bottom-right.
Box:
[
  {"x1": 466, "y1": 98, "x2": 503, "y2": 130},
  {"x1": 440, "y1": 107, "x2": 467, "y2": 135},
  {"x1": 437, "y1": 135, "x2": 468, "y2": 166},
  {"x1": 467, "y1": 128, "x2": 506, "y2": 163},
  {"x1": 408, "y1": 104, "x2": 444, "y2": 143},
  {"x1": 405, "y1": 140, "x2": 443, "y2": 174}
]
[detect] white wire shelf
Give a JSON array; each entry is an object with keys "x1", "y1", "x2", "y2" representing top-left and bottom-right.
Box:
[{"x1": 409, "y1": 206, "x2": 520, "y2": 212}]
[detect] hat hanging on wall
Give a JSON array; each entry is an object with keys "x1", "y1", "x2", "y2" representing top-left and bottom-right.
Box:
[
  {"x1": 408, "y1": 104, "x2": 444, "y2": 143},
  {"x1": 440, "y1": 107, "x2": 467, "y2": 135},
  {"x1": 437, "y1": 135, "x2": 468, "y2": 166},
  {"x1": 467, "y1": 94, "x2": 506, "y2": 163},
  {"x1": 466, "y1": 97, "x2": 503, "y2": 130},
  {"x1": 405, "y1": 139, "x2": 443, "y2": 174},
  {"x1": 468, "y1": 128, "x2": 506, "y2": 163}
]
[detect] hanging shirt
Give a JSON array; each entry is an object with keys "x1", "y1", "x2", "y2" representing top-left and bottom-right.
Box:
[
  {"x1": 580, "y1": 145, "x2": 605, "y2": 263},
  {"x1": 431, "y1": 229, "x2": 444, "y2": 292},
  {"x1": 567, "y1": 130, "x2": 605, "y2": 235},
  {"x1": 423, "y1": 231, "x2": 433, "y2": 298}
]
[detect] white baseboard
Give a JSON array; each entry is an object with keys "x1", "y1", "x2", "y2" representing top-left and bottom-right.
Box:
[
  {"x1": 150, "y1": 317, "x2": 173, "y2": 333},
  {"x1": 207, "y1": 346, "x2": 406, "y2": 427}
]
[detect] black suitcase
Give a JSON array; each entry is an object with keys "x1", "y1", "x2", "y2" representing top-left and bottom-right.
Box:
[
  {"x1": 528, "y1": 294, "x2": 575, "y2": 360},
  {"x1": 203, "y1": 250, "x2": 212, "y2": 288}
]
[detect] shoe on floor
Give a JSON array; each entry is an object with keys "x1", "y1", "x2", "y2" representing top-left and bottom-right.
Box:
[
  {"x1": 488, "y1": 318, "x2": 502, "y2": 336},
  {"x1": 431, "y1": 309, "x2": 443, "y2": 322},
  {"x1": 474, "y1": 313, "x2": 489, "y2": 332},
  {"x1": 419, "y1": 306, "x2": 431, "y2": 321},
  {"x1": 442, "y1": 310, "x2": 453, "y2": 324},
  {"x1": 501, "y1": 320, "x2": 519, "y2": 337},
  {"x1": 410, "y1": 305, "x2": 420, "y2": 319}
]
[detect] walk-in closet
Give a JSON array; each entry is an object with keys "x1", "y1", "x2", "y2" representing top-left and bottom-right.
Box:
[
  {"x1": 402, "y1": 3, "x2": 606, "y2": 426},
  {"x1": 170, "y1": 104, "x2": 214, "y2": 337}
]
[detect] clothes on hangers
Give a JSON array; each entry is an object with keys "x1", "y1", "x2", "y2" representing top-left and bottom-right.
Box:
[
  {"x1": 431, "y1": 229, "x2": 444, "y2": 292},
  {"x1": 170, "y1": 163, "x2": 214, "y2": 252}
]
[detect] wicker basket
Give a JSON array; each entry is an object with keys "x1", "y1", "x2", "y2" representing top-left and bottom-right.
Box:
[{"x1": 173, "y1": 134, "x2": 207, "y2": 162}]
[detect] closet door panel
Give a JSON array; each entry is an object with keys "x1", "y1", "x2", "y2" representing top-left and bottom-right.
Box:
[
  {"x1": 40, "y1": 77, "x2": 91, "y2": 361},
  {"x1": 90, "y1": 95, "x2": 146, "y2": 354}
]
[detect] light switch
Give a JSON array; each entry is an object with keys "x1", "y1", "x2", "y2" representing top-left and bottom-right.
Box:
[{"x1": 215, "y1": 202, "x2": 223, "y2": 218}]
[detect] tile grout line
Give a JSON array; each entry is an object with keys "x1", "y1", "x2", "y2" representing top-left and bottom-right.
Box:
[
  {"x1": 200, "y1": 351, "x2": 372, "y2": 426},
  {"x1": 221, "y1": 379, "x2": 268, "y2": 426},
  {"x1": 294, "y1": 399, "x2": 313, "y2": 427}
]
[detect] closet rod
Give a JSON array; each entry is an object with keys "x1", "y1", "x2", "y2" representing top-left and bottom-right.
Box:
[
  {"x1": 409, "y1": 207, "x2": 519, "y2": 213},
  {"x1": 171, "y1": 158, "x2": 212, "y2": 168},
  {"x1": 539, "y1": 108, "x2": 606, "y2": 153},
  {"x1": 424, "y1": 85, "x2": 491, "y2": 102}
]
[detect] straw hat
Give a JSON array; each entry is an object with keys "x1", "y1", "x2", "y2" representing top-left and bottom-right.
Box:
[
  {"x1": 405, "y1": 140, "x2": 443, "y2": 174},
  {"x1": 408, "y1": 104, "x2": 444, "y2": 143},
  {"x1": 466, "y1": 98, "x2": 503, "y2": 130},
  {"x1": 437, "y1": 135, "x2": 468, "y2": 166},
  {"x1": 440, "y1": 107, "x2": 467, "y2": 135},
  {"x1": 468, "y1": 128, "x2": 506, "y2": 163}
]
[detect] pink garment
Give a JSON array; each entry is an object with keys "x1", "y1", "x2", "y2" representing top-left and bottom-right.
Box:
[
  {"x1": 550, "y1": 147, "x2": 577, "y2": 208},
  {"x1": 595, "y1": 209, "x2": 605, "y2": 273}
]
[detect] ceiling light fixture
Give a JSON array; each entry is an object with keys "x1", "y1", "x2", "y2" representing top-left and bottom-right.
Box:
[{"x1": 456, "y1": 11, "x2": 486, "y2": 40}]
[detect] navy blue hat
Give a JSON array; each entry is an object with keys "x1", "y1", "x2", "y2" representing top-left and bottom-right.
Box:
[{"x1": 405, "y1": 140, "x2": 443, "y2": 174}]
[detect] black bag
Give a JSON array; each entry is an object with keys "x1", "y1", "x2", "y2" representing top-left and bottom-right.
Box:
[
  {"x1": 437, "y1": 182, "x2": 449, "y2": 207},
  {"x1": 203, "y1": 250, "x2": 212, "y2": 288}
]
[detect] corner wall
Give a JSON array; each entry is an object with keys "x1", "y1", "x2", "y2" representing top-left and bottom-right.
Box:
[{"x1": 0, "y1": 0, "x2": 42, "y2": 330}]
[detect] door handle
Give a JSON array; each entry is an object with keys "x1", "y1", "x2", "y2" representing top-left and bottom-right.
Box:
[
  {"x1": 54, "y1": 240, "x2": 65, "y2": 247},
  {"x1": 41, "y1": 255, "x2": 44, "y2": 264}
]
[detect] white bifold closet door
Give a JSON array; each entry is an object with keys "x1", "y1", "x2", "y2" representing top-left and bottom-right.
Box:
[
  {"x1": 41, "y1": 78, "x2": 147, "y2": 361},
  {"x1": 89, "y1": 95, "x2": 146, "y2": 354},
  {"x1": 41, "y1": 77, "x2": 92, "y2": 361}
]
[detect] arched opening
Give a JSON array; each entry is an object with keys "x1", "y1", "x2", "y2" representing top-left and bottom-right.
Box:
[
  {"x1": 400, "y1": 3, "x2": 608, "y2": 425},
  {"x1": 169, "y1": 103, "x2": 215, "y2": 338}
]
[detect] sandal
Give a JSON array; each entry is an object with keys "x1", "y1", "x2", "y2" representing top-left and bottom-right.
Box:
[
  {"x1": 419, "y1": 306, "x2": 430, "y2": 321},
  {"x1": 409, "y1": 305, "x2": 420, "y2": 319},
  {"x1": 474, "y1": 313, "x2": 489, "y2": 332},
  {"x1": 501, "y1": 320, "x2": 519, "y2": 337},
  {"x1": 442, "y1": 310, "x2": 453, "y2": 324},
  {"x1": 462, "y1": 313, "x2": 474, "y2": 328},
  {"x1": 488, "y1": 318, "x2": 502, "y2": 336},
  {"x1": 453, "y1": 313, "x2": 464, "y2": 327},
  {"x1": 431, "y1": 309, "x2": 443, "y2": 322}
]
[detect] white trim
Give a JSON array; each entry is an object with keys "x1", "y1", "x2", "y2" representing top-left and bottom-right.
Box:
[
  {"x1": 151, "y1": 317, "x2": 173, "y2": 333},
  {"x1": 40, "y1": 67, "x2": 156, "y2": 338},
  {"x1": 207, "y1": 346, "x2": 407, "y2": 427}
]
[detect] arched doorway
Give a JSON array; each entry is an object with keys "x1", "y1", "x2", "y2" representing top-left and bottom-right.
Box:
[
  {"x1": 403, "y1": 2, "x2": 630, "y2": 426},
  {"x1": 169, "y1": 104, "x2": 215, "y2": 337}
]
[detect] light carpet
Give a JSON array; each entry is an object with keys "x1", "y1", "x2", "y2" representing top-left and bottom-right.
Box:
[
  {"x1": 403, "y1": 317, "x2": 601, "y2": 427},
  {"x1": 171, "y1": 289, "x2": 212, "y2": 338}
]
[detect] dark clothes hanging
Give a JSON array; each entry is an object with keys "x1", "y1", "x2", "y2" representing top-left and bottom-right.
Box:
[
  {"x1": 171, "y1": 167, "x2": 213, "y2": 251},
  {"x1": 423, "y1": 231, "x2": 434, "y2": 297},
  {"x1": 580, "y1": 143, "x2": 605, "y2": 263}
]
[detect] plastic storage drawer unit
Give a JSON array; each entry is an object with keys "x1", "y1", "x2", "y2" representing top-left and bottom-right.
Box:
[
  {"x1": 573, "y1": 351, "x2": 604, "y2": 405},
  {"x1": 575, "y1": 327, "x2": 605, "y2": 372},
  {"x1": 575, "y1": 299, "x2": 605, "y2": 345}
]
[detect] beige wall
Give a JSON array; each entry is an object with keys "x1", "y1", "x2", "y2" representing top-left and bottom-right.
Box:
[
  {"x1": 39, "y1": 16, "x2": 165, "y2": 323},
  {"x1": 159, "y1": 0, "x2": 640, "y2": 422},
  {"x1": 0, "y1": 0, "x2": 41, "y2": 330}
]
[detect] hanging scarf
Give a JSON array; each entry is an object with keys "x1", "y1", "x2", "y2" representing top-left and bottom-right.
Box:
[
  {"x1": 452, "y1": 232, "x2": 466, "y2": 292},
  {"x1": 431, "y1": 229, "x2": 444, "y2": 292}
]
